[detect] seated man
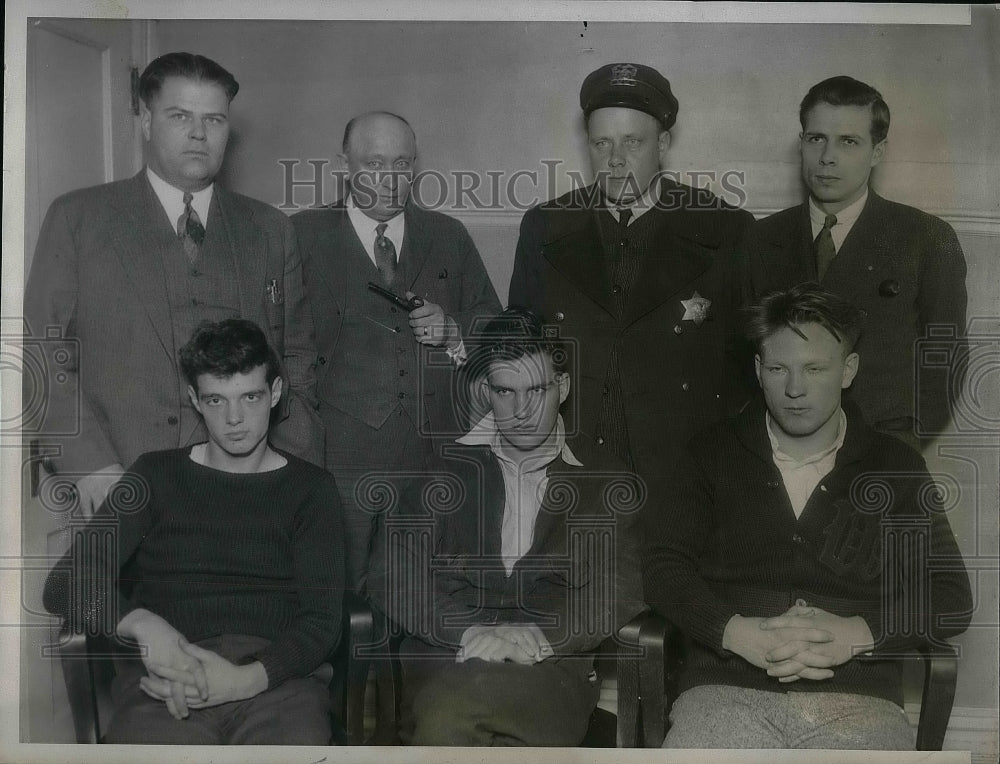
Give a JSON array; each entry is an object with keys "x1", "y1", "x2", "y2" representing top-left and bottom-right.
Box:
[
  {"x1": 370, "y1": 308, "x2": 645, "y2": 746},
  {"x1": 43, "y1": 319, "x2": 346, "y2": 745},
  {"x1": 642, "y1": 283, "x2": 973, "y2": 750}
]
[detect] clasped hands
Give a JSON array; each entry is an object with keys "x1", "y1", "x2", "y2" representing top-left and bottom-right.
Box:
[
  {"x1": 723, "y1": 601, "x2": 874, "y2": 683},
  {"x1": 117, "y1": 609, "x2": 267, "y2": 720},
  {"x1": 457, "y1": 623, "x2": 554, "y2": 665}
]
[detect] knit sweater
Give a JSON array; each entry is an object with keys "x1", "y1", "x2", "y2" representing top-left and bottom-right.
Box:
[
  {"x1": 642, "y1": 400, "x2": 973, "y2": 705},
  {"x1": 43, "y1": 447, "x2": 346, "y2": 689}
]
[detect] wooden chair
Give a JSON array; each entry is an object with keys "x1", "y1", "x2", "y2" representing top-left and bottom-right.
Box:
[
  {"x1": 631, "y1": 612, "x2": 961, "y2": 750},
  {"x1": 53, "y1": 590, "x2": 374, "y2": 745}
]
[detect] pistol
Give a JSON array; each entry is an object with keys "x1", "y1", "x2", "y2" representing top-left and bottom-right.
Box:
[{"x1": 367, "y1": 282, "x2": 424, "y2": 311}]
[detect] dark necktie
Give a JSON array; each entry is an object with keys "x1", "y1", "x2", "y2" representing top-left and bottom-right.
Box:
[
  {"x1": 814, "y1": 213, "x2": 838, "y2": 281},
  {"x1": 374, "y1": 223, "x2": 397, "y2": 286},
  {"x1": 177, "y1": 192, "x2": 205, "y2": 262},
  {"x1": 616, "y1": 207, "x2": 633, "y2": 230}
]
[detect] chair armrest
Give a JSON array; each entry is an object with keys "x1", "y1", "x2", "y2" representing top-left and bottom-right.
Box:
[
  {"x1": 915, "y1": 644, "x2": 958, "y2": 751},
  {"x1": 342, "y1": 591, "x2": 374, "y2": 745},
  {"x1": 615, "y1": 610, "x2": 670, "y2": 748}
]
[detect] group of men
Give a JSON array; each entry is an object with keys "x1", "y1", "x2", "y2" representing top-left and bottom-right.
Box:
[{"x1": 33, "y1": 52, "x2": 972, "y2": 749}]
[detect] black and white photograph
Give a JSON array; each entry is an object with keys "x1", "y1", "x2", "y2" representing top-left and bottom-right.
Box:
[{"x1": 2, "y1": 2, "x2": 998, "y2": 762}]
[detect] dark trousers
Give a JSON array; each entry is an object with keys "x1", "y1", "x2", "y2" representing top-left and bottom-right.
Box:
[
  {"x1": 104, "y1": 634, "x2": 333, "y2": 745},
  {"x1": 399, "y1": 637, "x2": 599, "y2": 747}
]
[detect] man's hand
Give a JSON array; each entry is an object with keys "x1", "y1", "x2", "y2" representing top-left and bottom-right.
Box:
[
  {"x1": 406, "y1": 293, "x2": 461, "y2": 351},
  {"x1": 140, "y1": 642, "x2": 268, "y2": 710},
  {"x1": 759, "y1": 604, "x2": 874, "y2": 681},
  {"x1": 457, "y1": 624, "x2": 554, "y2": 665},
  {"x1": 74, "y1": 463, "x2": 125, "y2": 518},
  {"x1": 117, "y1": 609, "x2": 207, "y2": 719},
  {"x1": 722, "y1": 614, "x2": 836, "y2": 682}
]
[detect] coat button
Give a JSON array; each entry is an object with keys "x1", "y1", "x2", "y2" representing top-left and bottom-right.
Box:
[
  {"x1": 399, "y1": 369, "x2": 407, "y2": 376},
  {"x1": 596, "y1": 436, "x2": 605, "y2": 445},
  {"x1": 398, "y1": 392, "x2": 406, "y2": 399},
  {"x1": 767, "y1": 480, "x2": 780, "y2": 489},
  {"x1": 619, "y1": 239, "x2": 628, "y2": 248},
  {"x1": 318, "y1": 356, "x2": 326, "y2": 365},
  {"x1": 673, "y1": 324, "x2": 683, "y2": 335},
  {"x1": 555, "y1": 311, "x2": 565, "y2": 321},
  {"x1": 792, "y1": 534, "x2": 805, "y2": 544},
  {"x1": 167, "y1": 416, "x2": 178, "y2": 425},
  {"x1": 681, "y1": 382, "x2": 690, "y2": 391},
  {"x1": 612, "y1": 284, "x2": 622, "y2": 294}
]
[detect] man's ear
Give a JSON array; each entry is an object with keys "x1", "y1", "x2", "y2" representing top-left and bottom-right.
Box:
[
  {"x1": 556, "y1": 372, "x2": 571, "y2": 405},
  {"x1": 269, "y1": 377, "x2": 283, "y2": 408},
  {"x1": 658, "y1": 130, "x2": 671, "y2": 164},
  {"x1": 754, "y1": 354, "x2": 763, "y2": 387},
  {"x1": 842, "y1": 352, "x2": 860, "y2": 389},
  {"x1": 870, "y1": 138, "x2": 887, "y2": 168},
  {"x1": 140, "y1": 101, "x2": 151, "y2": 142},
  {"x1": 187, "y1": 385, "x2": 200, "y2": 413}
]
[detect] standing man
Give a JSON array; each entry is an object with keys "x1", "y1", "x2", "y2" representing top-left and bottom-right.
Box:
[
  {"x1": 741, "y1": 76, "x2": 968, "y2": 445},
  {"x1": 293, "y1": 111, "x2": 501, "y2": 591},
  {"x1": 642, "y1": 285, "x2": 972, "y2": 750},
  {"x1": 509, "y1": 63, "x2": 755, "y2": 500},
  {"x1": 25, "y1": 52, "x2": 323, "y2": 516}
]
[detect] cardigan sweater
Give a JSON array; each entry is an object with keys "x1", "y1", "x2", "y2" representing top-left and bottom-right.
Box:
[
  {"x1": 43, "y1": 448, "x2": 346, "y2": 688},
  {"x1": 642, "y1": 400, "x2": 973, "y2": 705}
]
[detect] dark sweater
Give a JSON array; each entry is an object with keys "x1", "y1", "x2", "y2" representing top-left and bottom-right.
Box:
[
  {"x1": 43, "y1": 448, "x2": 346, "y2": 688},
  {"x1": 642, "y1": 400, "x2": 973, "y2": 705}
]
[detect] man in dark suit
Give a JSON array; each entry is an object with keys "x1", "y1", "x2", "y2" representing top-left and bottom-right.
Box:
[
  {"x1": 24, "y1": 52, "x2": 323, "y2": 516},
  {"x1": 509, "y1": 63, "x2": 754, "y2": 500},
  {"x1": 293, "y1": 111, "x2": 501, "y2": 591},
  {"x1": 741, "y1": 76, "x2": 968, "y2": 446}
]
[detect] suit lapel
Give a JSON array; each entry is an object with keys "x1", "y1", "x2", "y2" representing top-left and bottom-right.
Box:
[
  {"x1": 214, "y1": 188, "x2": 267, "y2": 321},
  {"x1": 311, "y1": 203, "x2": 380, "y2": 309},
  {"x1": 831, "y1": 191, "x2": 889, "y2": 278},
  {"x1": 398, "y1": 204, "x2": 430, "y2": 292},
  {"x1": 106, "y1": 173, "x2": 176, "y2": 360},
  {"x1": 542, "y1": 206, "x2": 617, "y2": 316}
]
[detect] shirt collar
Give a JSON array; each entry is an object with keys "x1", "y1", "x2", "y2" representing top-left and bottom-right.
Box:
[
  {"x1": 766, "y1": 408, "x2": 848, "y2": 466},
  {"x1": 604, "y1": 175, "x2": 660, "y2": 224},
  {"x1": 457, "y1": 412, "x2": 583, "y2": 471},
  {"x1": 146, "y1": 166, "x2": 213, "y2": 226},
  {"x1": 809, "y1": 188, "x2": 868, "y2": 229},
  {"x1": 345, "y1": 193, "x2": 405, "y2": 244}
]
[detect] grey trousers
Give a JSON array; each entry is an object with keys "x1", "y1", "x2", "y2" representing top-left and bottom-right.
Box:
[{"x1": 664, "y1": 685, "x2": 915, "y2": 750}]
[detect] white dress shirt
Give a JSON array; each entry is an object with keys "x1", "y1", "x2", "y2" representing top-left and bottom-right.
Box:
[
  {"x1": 146, "y1": 167, "x2": 213, "y2": 233},
  {"x1": 808, "y1": 189, "x2": 868, "y2": 253},
  {"x1": 766, "y1": 409, "x2": 848, "y2": 518},
  {"x1": 345, "y1": 194, "x2": 405, "y2": 268}
]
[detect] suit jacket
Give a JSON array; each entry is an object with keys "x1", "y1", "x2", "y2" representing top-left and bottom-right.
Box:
[
  {"x1": 509, "y1": 181, "x2": 755, "y2": 482},
  {"x1": 293, "y1": 200, "x2": 501, "y2": 439},
  {"x1": 741, "y1": 192, "x2": 968, "y2": 435},
  {"x1": 24, "y1": 171, "x2": 324, "y2": 475},
  {"x1": 375, "y1": 435, "x2": 645, "y2": 657}
]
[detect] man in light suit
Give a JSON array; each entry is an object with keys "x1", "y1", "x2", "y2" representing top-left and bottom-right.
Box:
[
  {"x1": 292, "y1": 112, "x2": 501, "y2": 591},
  {"x1": 741, "y1": 76, "x2": 968, "y2": 447},
  {"x1": 509, "y1": 63, "x2": 755, "y2": 503},
  {"x1": 24, "y1": 52, "x2": 324, "y2": 516}
]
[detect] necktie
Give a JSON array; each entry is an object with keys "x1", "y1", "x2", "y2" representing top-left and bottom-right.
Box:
[
  {"x1": 374, "y1": 223, "x2": 397, "y2": 286},
  {"x1": 814, "y1": 213, "x2": 838, "y2": 281},
  {"x1": 177, "y1": 192, "x2": 206, "y2": 262},
  {"x1": 616, "y1": 207, "x2": 633, "y2": 230}
]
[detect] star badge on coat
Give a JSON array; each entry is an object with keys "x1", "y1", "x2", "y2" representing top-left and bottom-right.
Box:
[{"x1": 681, "y1": 291, "x2": 711, "y2": 326}]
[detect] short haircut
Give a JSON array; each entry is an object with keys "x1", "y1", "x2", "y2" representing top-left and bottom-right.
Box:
[
  {"x1": 341, "y1": 111, "x2": 416, "y2": 154},
  {"x1": 467, "y1": 307, "x2": 568, "y2": 382},
  {"x1": 799, "y1": 76, "x2": 890, "y2": 145},
  {"x1": 179, "y1": 319, "x2": 281, "y2": 391},
  {"x1": 745, "y1": 283, "x2": 865, "y2": 357},
  {"x1": 138, "y1": 52, "x2": 239, "y2": 108}
]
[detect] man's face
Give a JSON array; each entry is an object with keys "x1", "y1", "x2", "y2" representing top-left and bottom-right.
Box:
[
  {"x1": 188, "y1": 366, "x2": 282, "y2": 466},
  {"x1": 340, "y1": 114, "x2": 416, "y2": 222},
  {"x1": 485, "y1": 351, "x2": 569, "y2": 455},
  {"x1": 587, "y1": 107, "x2": 669, "y2": 205},
  {"x1": 141, "y1": 76, "x2": 230, "y2": 193},
  {"x1": 800, "y1": 102, "x2": 886, "y2": 214},
  {"x1": 755, "y1": 323, "x2": 859, "y2": 445}
]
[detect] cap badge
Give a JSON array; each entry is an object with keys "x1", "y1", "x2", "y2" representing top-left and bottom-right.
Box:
[
  {"x1": 609, "y1": 63, "x2": 638, "y2": 87},
  {"x1": 681, "y1": 291, "x2": 711, "y2": 326}
]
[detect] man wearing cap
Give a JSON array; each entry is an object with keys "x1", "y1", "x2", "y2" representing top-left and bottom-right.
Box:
[
  {"x1": 509, "y1": 63, "x2": 755, "y2": 500},
  {"x1": 740, "y1": 76, "x2": 968, "y2": 448}
]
